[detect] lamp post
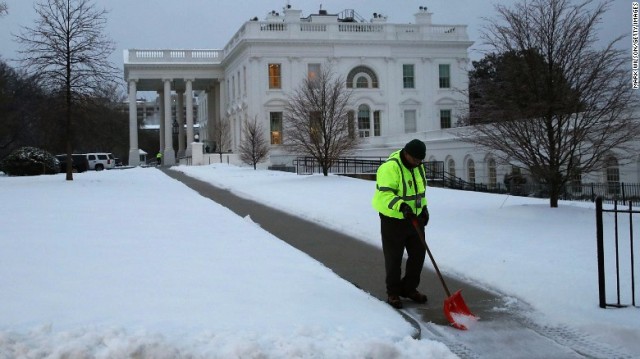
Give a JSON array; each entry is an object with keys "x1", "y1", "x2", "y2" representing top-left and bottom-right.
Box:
[
  {"x1": 194, "y1": 133, "x2": 200, "y2": 143},
  {"x1": 172, "y1": 120, "x2": 179, "y2": 135},
  {"x1": 172, "y1": 120, "x2": 179, "y2": 154}
]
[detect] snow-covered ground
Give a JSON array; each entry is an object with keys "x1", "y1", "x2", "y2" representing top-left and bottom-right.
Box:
[{"x1": 1, "y1": 164, "x2": 638, "y2": 357}]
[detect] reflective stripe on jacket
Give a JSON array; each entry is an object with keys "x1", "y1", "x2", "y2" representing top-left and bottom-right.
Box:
[{"x1": 371, "y1": 150, "x2": 428, "y2": 219}]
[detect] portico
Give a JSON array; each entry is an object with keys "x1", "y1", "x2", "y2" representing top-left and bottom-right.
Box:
[{"x1": 124, "y1": 49, "x2": 224, "y2": 166}]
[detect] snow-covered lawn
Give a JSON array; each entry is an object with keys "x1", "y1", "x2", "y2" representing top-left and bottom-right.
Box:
[{"x1": 1, "y1": 164, "x2": 638, "y2": 357}]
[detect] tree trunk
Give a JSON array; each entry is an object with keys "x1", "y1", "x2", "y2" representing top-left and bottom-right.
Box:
[
  {"x1": 65, "y1": 73, "x2": 73, "y2": 181},
  {"x1": 549, "y1": 182, "x2": 561, "y2": 208}
]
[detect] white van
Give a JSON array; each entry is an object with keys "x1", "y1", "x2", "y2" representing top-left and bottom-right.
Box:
[{"x1": 86, "y1": 153, "x2": 116, "y2": 171}]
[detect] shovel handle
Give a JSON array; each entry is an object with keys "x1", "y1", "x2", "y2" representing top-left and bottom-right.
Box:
[{"x1": 410, "y1": 217, "x2": 452, "y2": 297}]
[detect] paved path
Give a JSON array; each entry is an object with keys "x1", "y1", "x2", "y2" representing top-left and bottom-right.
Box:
[{"x1": 162, "y1": 168, "x2": 634, "y2": 359}]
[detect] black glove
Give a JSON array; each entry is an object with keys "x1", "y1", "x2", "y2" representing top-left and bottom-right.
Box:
[
  {"x1": 419, "y1": 206, "x2": 429, "y2": 227},
  {"x1": 399, "y1": 203, "x2": 416, "y2": 220}
]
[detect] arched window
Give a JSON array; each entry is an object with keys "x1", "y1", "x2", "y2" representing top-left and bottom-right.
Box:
[
  {"x1": 488, "y1": 158, "x2": 497, "y2": 188},
  {"x1": 356, "y1": 76, "x2": 369, "y2": 88},
  {"x1": 606, "y1": 156, "x2": 620, "y2": 182},
  {"x1": 357, "y1": 104, "x2": 370, "y2": 137},
  {"x1": 467, "y1": 159, "x2": 476, "y2": 183},
  {"x1": 606, "y1": 156, "x2": 620, "y2": 194},
  {"x1": 347, "y1": 66, "x2": 379, "y2": 88},
  {"x1": 448, "y1": 158, "x2": 456, "y2": 178}
]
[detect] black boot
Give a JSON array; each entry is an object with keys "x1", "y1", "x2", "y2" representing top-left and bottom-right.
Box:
[
  {"x1": 386, "y1": 295, "x2": 403, "y2": 309},
  {"x1": 402, "y1": 290, "x2": 427, "y2": 303}
]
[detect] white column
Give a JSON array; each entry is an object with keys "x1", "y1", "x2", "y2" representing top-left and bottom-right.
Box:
[
  {"x1": 207, "y1": 89, "x2": 215, "y2": 146},
  {"x1": 176, "y1": 89, "x2": 185, "y2": 158},
  {"x1": 158, "y1": 91, "x2": 165, "y2": 157},
  {"x1": 127, "y1": 79, "x2": 140, "y2": 166},
  {"x1": 214, "y1": 81, "x2": 224, "y2": 152},
  {"x1": 185, "y1": 79, "x2": 194, "y2": 157},
  {"x1": 163, "y1": 79, "x2": 176, "y2": 165}
]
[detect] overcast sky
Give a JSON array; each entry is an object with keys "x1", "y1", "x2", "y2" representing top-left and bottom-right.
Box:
[{"x1": 0, "y1": 0, "x2": 632, "y2": 82}]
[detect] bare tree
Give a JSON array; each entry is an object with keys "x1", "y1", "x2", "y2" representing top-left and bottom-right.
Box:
[
  {"x1": 284, "y1": 66, "x2": 358, "y2": 176},
  {"x1": 462, "y1": 0, "x2": 639, "y2": 207},
  {"x1": 0, "y1": 2, "x2": 8, "y2": 16},
  {"x1": 14, "y1": 0, "x2": 117, "y2": 180},
  {"x1": 239, "y1": 115, "x2": 269, "y2": 170},
  {"x1": 211, "y1": 116, "x2": 232, "y2": 162}
]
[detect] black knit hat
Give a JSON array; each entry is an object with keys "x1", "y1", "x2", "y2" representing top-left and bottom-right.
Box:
[{"x1": 404, "y1": 139, "x2": 426, "y2": 160}]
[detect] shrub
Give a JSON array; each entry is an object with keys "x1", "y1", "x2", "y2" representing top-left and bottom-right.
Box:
[{"x1": 0, "y1": 147, "x2": 60, "y2": 176}]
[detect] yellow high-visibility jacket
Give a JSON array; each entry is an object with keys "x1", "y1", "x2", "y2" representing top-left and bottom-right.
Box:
[{"x1": 372, "y1": 150, "x2": 428, "y2": 219}]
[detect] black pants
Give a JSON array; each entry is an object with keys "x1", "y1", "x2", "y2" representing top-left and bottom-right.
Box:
[{"x1": 380, "y1": 214, "x2": 426, "y2": 296}]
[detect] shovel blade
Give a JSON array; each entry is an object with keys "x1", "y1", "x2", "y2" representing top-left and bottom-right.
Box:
[{"x1": 443, "y1": 289, "x2": 478, "y2": 330}]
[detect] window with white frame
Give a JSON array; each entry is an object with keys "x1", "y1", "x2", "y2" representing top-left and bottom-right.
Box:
[
  {"x1": 606, "y1": 156, "x2": 620, "y2": 194},
  {"x1": 467, "y1": 159, "x2": 476, "y2": 183},
  {"x1": 268, "y1": 63, "x2": 281, "y2": 89},
  {"x1": 308, "y1": 63, "x2": 321, "y2": 81},
  {"x1": 358, "y1": 105, "x2": 370, "y2": 137},
  {"x1": 606, "y1": 157, "x2": 620, "y2": 183},
  {"x1": 404, "y1": 110, "x2": 417, "y2": 133},
  {"x1": 310, "y1": 111, "x2": 321, "y2": 142},
  {"x1": 448, "y1": 158, "x2": 456, "y2": 178},
  {"x1": 488, "y1": 158, "x2": 497, "y2": 188},
  {"x1": 356, "y1": 76, "x2": 369, "y2": 88},
  {"x1": 373, "y1": 110, "x2": 381, "y2": 136},
  {"x1": 439, "y1": 64, "x2": 451, "y2": 88},
  {"x1": 270, "y1": 112, "x2": 283, "y2": 144},
  {"x1": 440, "y1": 109, "x2": 452, "y2": 129},
  {"x1": 403, "y1": 64, "x2": 415, "y2": 89},
  {"x1": 570, "y1": 172, "x2": 583, "y2": 193}
]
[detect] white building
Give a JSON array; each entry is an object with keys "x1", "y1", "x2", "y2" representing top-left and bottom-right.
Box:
[{"x1": 124, "y1": 4, "x2": 639, "y2": 186}]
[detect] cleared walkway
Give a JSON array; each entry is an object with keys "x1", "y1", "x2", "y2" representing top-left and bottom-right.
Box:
[{"x1": 161, "y1": 168, "x2": 633, "y2": 359}]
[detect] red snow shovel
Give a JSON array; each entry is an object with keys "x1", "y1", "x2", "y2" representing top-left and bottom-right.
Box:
[{"x1": 410, "y1": 217, "x2": 478, "y2": 330}]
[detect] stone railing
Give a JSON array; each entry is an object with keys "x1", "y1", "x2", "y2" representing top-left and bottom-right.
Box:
[
  {"x1": 223, "y1": 21, "x2": 469, "y2": 56},
  {"x1": 124, "y1": 49, "x2": 222, "y2": 64}
]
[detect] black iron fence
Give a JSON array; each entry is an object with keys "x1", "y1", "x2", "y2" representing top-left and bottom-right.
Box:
[
  {"x1": 567, "y1": 183, "x2": 640, "y2": 204},
  {"x1": 293, "y1": 156, "x2": 446, "y2": 181},
  {"x1": 495, "y1": 182, "x2": 640, "y2": 205},
  {"x1": 292, "y1": 156, "x2": 640, "y2": 205},
  {"x1": 294, "y1": 156, "x2": 386, "y2": 175},
  {"x1": 595, "y1": 197, "x2": 639, "y2": 308}
]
